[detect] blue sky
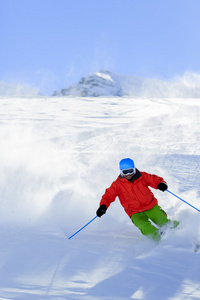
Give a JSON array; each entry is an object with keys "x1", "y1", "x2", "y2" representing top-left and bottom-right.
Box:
[{"x1": 1, "y1": 0, "x2": 200, "y2": 94}]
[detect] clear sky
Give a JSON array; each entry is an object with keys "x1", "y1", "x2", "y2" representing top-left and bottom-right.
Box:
[{"x1": 1, "y1": 0, "x2": 200, "y2": 94}]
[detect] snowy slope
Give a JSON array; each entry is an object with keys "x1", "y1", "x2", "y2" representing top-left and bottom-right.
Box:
[{"x1": 0, "y1": 96, "x2": 200, "y2": 300}]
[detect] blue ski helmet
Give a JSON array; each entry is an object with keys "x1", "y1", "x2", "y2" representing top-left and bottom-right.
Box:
[{"x1": 119, "y1": 158, "x2": 135, "y2": 170}]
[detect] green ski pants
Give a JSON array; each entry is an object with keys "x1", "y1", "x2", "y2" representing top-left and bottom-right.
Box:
[{"x1": 131, "y1": 204, "x2": 178, "y2": 242}]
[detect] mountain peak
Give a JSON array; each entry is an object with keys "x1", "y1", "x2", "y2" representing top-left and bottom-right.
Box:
[
  {"x1": 52, "y1": 70, "x2": 200, "y2": 98},
  {"x1": 52, "y1": 70, "x2": 123, "y2": 97}
]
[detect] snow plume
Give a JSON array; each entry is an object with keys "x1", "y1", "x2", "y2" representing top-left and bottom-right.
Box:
[
  {"x1": 0, "y1": 81, "x2": 39, "y2": 97},
  {"x1": 0, "y1": 124, "x2": 59, "y2": 225},
  {"x1": 123, "y1": 71, "x2": 200, "y2": 98},
  {"x1": 53, "y1": 70, "x2": 200, "y2": 98}
]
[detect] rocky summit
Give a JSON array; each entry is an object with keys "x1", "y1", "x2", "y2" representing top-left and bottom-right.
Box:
[{"x1": 52, "y1": 70, "x2": 123, "y2": 97}]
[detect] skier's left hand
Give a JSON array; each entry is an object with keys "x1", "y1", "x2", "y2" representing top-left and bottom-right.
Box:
[{"x1": 157, "y1": 182, "x2": 168, "y2": 192}]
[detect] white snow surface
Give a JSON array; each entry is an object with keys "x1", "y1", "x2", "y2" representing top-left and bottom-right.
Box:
[{"x1": 0, "y1": 96, "x2": 200, "y2": 300}]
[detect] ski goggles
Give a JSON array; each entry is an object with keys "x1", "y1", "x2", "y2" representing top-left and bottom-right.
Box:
[{"x1": 121, "y1": 167, "x2": 136, "y2": 175}]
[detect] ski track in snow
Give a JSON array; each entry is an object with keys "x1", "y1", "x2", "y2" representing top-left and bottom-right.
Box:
[{"x1": 0, "y1": 96, "x2": 200, "y2": 300}]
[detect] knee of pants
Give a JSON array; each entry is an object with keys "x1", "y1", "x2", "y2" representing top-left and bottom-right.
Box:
[
  {"x1": 145, "y1": 205, "x2": 170, "y2": 227},
  {"x1": 131, "y1": 214, "x2": 161, "y2": 241},
  {"x1": 138, "y1": 223, "x2": 161, "y2": 242}
]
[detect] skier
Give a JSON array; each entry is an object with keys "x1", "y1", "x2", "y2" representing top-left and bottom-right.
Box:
[{"x1": 96, "y1": 158, "x2": 179, "y2": 241}]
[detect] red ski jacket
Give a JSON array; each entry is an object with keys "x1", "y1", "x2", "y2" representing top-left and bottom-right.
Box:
[{"x1": 100, "y1": 169, "x2": 166, "y2": 217}]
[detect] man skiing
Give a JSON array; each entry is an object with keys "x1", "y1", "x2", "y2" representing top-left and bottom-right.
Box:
[{"x1": 96, "y1": 158, "x2": 179, "y2": 241}]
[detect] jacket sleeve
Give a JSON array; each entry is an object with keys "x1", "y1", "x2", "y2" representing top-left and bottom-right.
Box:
[
  {"x1": 142, "y1": 172, "x2": 166, "y2": 189},
  {"x1": 100, "y1": 180, "x2": 118, "y2": 209}
]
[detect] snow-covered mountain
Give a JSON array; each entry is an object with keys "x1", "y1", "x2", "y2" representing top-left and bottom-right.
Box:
[
  {"x1": 53, "y1": 70, "x2": 123, "y2": 97},
  {"x1": 53, "y1": 70, "x2": 200, "y2": 98},
  {"x1": 1, "y1": 70, "x2": 200, "y2": 98}
]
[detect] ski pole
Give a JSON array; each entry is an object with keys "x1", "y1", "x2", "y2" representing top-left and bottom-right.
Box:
[
  {"x1": 68, "y1": 216, "x2": 98, "y2": 240},
  {"x1": 167, "y1": 190, "x2": 200, "y2": 213}
]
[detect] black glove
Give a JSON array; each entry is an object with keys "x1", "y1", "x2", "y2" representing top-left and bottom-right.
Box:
[
  {"x1": 157, "y1": 182, "x2": 168, "y2": 192},
  {"x1": 96, "y1": 204, "x2": 107, "y2": 217}
]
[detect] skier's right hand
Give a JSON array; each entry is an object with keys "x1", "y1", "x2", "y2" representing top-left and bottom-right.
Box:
[
  {"x1": 96, "y1": 204, "x2": 107, "y2": 217},
  {"x1": 157, "y1": 182, "x2": 168, "y2": 192}
]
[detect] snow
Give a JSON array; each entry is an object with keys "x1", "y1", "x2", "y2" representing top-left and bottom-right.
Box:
[
  {"x1": 0, "y1": 82, "x2": 39, "y2": 97},
  {"x1": 0, "y1": 95, "x2": 200, "y2": 300},
  {"x1": 95, "y1": 72, "x2": 114, "y2": 82}
]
